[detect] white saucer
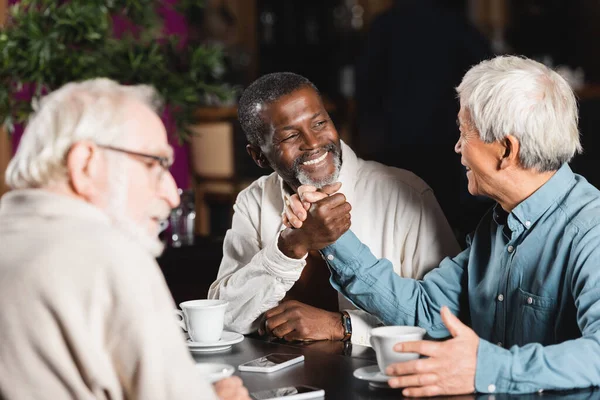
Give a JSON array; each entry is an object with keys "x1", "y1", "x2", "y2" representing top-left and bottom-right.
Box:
[
  {"x1": 195, "y1": 362, "x2": 235, "y2": 382},
  {"x1": 353, "y1": 365, "x2": 396, "y2": 389},
  {"x1": 187, "y1": 331, "x2": 244, "y2": 353}
]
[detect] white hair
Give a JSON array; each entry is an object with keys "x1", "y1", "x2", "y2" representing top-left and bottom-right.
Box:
[
  {"x1": 456, "y1": 55, "x2": 581, "y2": 172},
  {"x1": 6, "y1": 78, "x2": 162, "y2": 189}
]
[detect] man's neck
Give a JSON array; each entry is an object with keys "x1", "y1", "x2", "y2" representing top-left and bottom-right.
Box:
[{"x1": 495, "y1": 169, "x2": 557, "y2": 213}]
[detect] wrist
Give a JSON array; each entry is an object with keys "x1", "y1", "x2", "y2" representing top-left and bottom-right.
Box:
[
  {"x1": 278, "y1": 229, "x2": 309, "y2": 259},
  {"x1": 330, "y1": 312, "x2": 346, "y2": 341}
]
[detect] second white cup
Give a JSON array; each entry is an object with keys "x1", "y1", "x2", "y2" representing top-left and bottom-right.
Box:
[
  {"x1": 369, "y1": 326, "x2": 427, "y2": 374},
  {"x1": 175, "y1": 299, "x2": 228, "y2": 343}
]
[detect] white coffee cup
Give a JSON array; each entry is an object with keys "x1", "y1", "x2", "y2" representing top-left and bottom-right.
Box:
[
  {"x1": 175, "y1": 299, "x2": 228, "y2": 343},
  {"x1": 369, "y1": 326, "x2": 427, "y2": 374}
]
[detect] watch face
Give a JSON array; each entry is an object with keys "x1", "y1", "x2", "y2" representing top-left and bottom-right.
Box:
[{"x1": 342, "y1": 312, "x2": 352, "y2": 340}]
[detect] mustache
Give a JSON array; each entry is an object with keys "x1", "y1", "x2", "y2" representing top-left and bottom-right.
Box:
[
  {"x1": 292, "y1": 143, "x2": 341, "y2": 170},
  {"x1": 151, "y1": 201, "x2": 173, "y2": 221}
]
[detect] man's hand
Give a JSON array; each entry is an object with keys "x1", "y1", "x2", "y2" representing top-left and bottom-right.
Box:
[
  {"x1": 258, "y1": 300, "x2": 345, "y2": 342},
  {"x1": 278, "y1": 184, "x2": 351, "y2": 259},
  {"x1": 385, "y1": 307, "x2": 479, "y2": 397},
  {"x1": 282, "y1": 183, "x2": 341, "y2": 229},
  {"x1": 213, "y1": 376, "x2": 250, "y2": 400}
]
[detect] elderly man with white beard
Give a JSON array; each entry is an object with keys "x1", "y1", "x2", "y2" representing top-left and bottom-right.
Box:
[{"x1": 0, "y1": 79, "x2": 249, "y2": 400}]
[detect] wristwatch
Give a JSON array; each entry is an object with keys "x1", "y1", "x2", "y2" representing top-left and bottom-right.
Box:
[{"x1": 341, "y1": 311, "x2": 352, "y2": 342}]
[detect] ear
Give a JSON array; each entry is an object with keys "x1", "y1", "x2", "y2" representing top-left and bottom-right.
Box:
[
  {"x1": 66, "y1": 141, "x2": 103, "y2": 199},
  {"x1": 499, "y1": 134, "x2": 520, "y2": 170},
  {"x1": 246, "y1": 144, "x2": 269, "y2": 169}
]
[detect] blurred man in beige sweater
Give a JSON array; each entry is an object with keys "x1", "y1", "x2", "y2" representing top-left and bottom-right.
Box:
[{"x1": 0, "y1": 79, "x2": 249, "y2": 400}]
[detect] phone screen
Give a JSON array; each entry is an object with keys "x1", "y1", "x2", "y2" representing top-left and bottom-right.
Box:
[
  {"x1": 250, "y1": 385, "x2": 321, "y2": 400},
  {"x1": 243, "y1": 354, "x2": 301, "y2": 368}
]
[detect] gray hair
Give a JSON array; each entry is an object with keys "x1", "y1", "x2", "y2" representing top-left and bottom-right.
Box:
[
  {"x1": 456, "y1": 55, "x2": 581, "y2": 172},
  {"x1": 6, "y1": 78, "x2": 162, "y2": 189}
]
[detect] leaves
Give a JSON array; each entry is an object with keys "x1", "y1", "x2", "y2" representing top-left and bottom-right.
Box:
[{"x1": 0, "y1": 0, "x2": 235, "y2": 142}]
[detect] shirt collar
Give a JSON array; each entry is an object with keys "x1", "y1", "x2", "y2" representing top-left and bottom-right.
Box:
[
  {"x1": 277, "y1": 140, "x2": 358, "y2": 206},
  {"x1": 0, "y1": 189, "x2": 111, "y2": 225},
  {"x1": 504, "y1": 164, "x2": 575, "y2": 231}
]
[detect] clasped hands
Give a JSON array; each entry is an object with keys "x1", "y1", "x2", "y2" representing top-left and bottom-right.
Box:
[{"x1": 280, "y1": 184, "x2": 480, "y2": 398}]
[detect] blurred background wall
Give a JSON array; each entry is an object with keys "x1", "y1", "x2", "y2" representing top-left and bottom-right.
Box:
[
  {"x1": 1, "y1": 0, "x2": 599, "y2": 241},
  {"x1": 1, "y1": 0, "x2": 598, "y2": 302}
]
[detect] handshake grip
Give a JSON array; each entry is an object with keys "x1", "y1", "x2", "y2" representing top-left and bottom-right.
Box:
[{"x1": 279, "y1": 183, "x2": 351, "y2": 256}]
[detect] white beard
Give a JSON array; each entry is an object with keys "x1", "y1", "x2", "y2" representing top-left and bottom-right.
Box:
[
  {"x1": 296, "y1": 153, "x2": 342, "y2": 189},
  {"x1": 106, "y1": 160, "x2": 166, "y2": 258}
]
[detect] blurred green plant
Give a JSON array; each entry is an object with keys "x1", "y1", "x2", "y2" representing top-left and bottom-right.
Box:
[{"x1": 0, "y1": 0, "x2": 237, "y2": 141}]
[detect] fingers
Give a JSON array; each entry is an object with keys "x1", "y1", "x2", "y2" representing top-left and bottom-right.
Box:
[
  {"x1": 301, "y1": 191, "x2": 329, "y2": 203},
  {"x1": 264, "y1": 310, "x2": 294, "y2": 336},
  {"x1": 270, "y1": 320, "x2": 296, "y2": 339},
  {"x1": 320, "y1": 182, "x2": 342, "y2": 195},
  {"x1": 286, "y1": 194, "x2": 307, "y2": 221},
  {"x1": 297, "y1": 185, "x2": 318, "y2": 200},
  {"x1": 213, "y1": 376, "x2": 250, "y2": 400},
  {"x1": 284, "y1": 197, "x2": 303, "y2": 229},
  {"x1": 388, "y1": 373, "x2": 439, "y2": 389},
  {"x1": 393, "y1": 340, "x2": 441, "y2": 357},
  {"x1": 386, "y1": 358, "x2": 437, "y2": 377},
  {"x1": 281, "y1": 212, "x2": 291, "y2": 228},
  {"x1": 263, "y1": 301, "x2": 292, "y2": 320},
  {"x1": 402, "y1": 385, "x2": 443, "y2": 398},
  {"x1": 314, "y1": 192, "x2": 347, "y2": 208}
]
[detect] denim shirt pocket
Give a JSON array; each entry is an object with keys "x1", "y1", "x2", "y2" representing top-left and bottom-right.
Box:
[{"x1": 514, "y1": 288, "x2": 557, "y2": 346}]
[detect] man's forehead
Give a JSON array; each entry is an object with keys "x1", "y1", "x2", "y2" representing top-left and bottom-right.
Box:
[
  {"x1": 123, "y1": 100, "x2": 171, "y2": 155},
  {"x1": 265, "y1": 93, "x2": 323, "y2": 127}
]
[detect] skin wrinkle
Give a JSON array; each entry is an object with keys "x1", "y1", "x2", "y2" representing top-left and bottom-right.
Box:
[{"x1": 257, "y1": 87, "x2": 343, "y2": 191}]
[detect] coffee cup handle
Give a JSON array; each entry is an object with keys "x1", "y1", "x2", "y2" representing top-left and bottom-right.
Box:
[{"x1": 174, "y1": 310, "x2": 187, "y2": 332}]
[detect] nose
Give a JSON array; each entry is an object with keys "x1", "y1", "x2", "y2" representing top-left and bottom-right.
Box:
[
  {"x1": 300, "y1": 130, "x2": 320, "y2": 150},
  {"x1": 159, "y1": 170, "x2": 181, "y2": 209},
  {"x1": 454, "y1": 137, "x2": 462, "y2": 154}
]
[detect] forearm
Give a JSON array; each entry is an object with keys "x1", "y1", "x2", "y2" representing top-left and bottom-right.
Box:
[
  {"x1": 476, "y1": 334, "x2": 600, "y2": 394},
  {"x1": 323, "y1": 230, "x2": 467, "y2": 336},
  {"x1": 209, "y1": 230, "x2": 307, "y2": 334}
]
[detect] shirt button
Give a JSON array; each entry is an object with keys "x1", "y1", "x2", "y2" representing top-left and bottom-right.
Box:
[
  {"x1": 527, "y1": 297, "x2": 533, "y2": 305},
  {"x1": 507, "y1": 245, "x2": 514, "y2": 253},
  {"x1": 497, "y1": 294, "x2": 504, "y2": 302},
  {"x1": 525, "y1": 220, "x2": 531, "y2": 228},
  {"x1": 488, "y1": 384, "x2": 496, "y2": 393},
  {"x1": 497, "y1": 342, "x2": 503, "y2": 347},
  {"x1": 327, "y1": 254, "x2": 335, "y2": 261}
]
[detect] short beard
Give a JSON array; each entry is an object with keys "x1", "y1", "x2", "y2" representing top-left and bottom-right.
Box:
[
  {"x1": 106, "y1": 158, "x2": 165, "y2": 258},
  {"x1": 292, "y1": 143, "x2": 342, "y2": 189}
]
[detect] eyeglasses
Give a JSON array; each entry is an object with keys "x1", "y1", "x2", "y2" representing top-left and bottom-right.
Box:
[{"x1": 97, "y1": 144, "x2": 173, "y2": 170}]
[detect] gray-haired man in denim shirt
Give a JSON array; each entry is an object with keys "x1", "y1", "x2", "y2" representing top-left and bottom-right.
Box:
[{"x1": 284, "y1": 55, "x2": 600, "y2": 397}]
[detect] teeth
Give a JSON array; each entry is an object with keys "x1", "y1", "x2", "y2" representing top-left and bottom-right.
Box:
[{"x1": 302, "y1": 152, "x2": 328, "y2": 166}]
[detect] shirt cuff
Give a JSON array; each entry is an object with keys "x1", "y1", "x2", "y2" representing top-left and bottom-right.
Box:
[
  {"x1": 321, "y1": 230, "x2": 371, "y2": 279},
  {"x1": 475, "y1": 339, "x2": 513, "y2": 394},
  {"x1": 345, "y1": 309, "x2": 382, "y2": 346},
  {"x1": 262, "y1": 230, "x2": 307, "y2": 282}
]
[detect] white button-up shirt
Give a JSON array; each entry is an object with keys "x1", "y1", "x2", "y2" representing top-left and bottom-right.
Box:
[{"x1": 208, "y1": 141, "x2": 460, "y2": 345}]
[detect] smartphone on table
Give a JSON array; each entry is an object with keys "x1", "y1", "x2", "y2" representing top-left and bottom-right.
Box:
[
  {"x1": 249, "y1": 384, "x2": 324, "y2": 400},
  {"x1": 238, "y1": 353, "x2": 304, "y2": 373}
]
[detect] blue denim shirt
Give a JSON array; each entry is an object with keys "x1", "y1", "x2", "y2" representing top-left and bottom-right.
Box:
[{"x1": 322, "y1": 164, "x2": 600, "y2": 394}]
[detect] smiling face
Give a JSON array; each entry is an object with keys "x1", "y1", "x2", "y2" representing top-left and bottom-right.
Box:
[
  {"x1": 253, "y1": 86, "x2": 342, "y2": 191},
  {"x1": 454, "y1": 106, "x2": 505, "y2": 199}
]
